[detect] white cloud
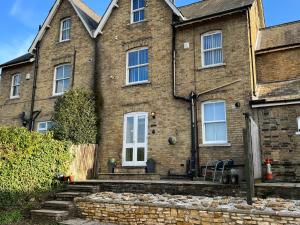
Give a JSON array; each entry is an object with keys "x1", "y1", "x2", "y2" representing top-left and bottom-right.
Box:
[
  {"x1": 10, "y1": 0, "x2": 37, "y2": 28},
  {"x1": 0, "y1": 34, "x2": 34, "y2": 65}
]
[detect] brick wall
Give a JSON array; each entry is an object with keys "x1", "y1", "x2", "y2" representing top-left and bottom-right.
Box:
[
  {"x1": 256, "y1": 48, "x2": 300, "y2": 83},
  {"x1": 255, "y1": 105, "x2": 300, "y2": 182}
]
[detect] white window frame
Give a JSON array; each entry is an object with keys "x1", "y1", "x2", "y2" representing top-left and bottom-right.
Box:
[
  {"x1": 60, "y1": 18, "x2": 71, "y2": 42},
  {"x1": 126, "y1": 47, "x2": 149, "y2": 85},
  {"x1": 37, "y1": 121, "x2": 53, "y2": 133},
  {"x1": 297, "y1": 117, "x2": 300, "y2": 135},
  {"x1": 122, "y1": 112, "x2": 148, "y2": 167},
  {"x1": 201, "y1": 30, "x2": 223, "y2": 68},
  {"x1": 131, "y1": 0, "x2": 145, "y2": 24},
  {"x1": 10, "y1": 74, "x2": 21, "y2": 99},
  {"x1": 201, "y1": 100, "x2": 228, "y2": 144},
  {"x1": 53, "y1": 64, "x2": 71, "y2": 96}
]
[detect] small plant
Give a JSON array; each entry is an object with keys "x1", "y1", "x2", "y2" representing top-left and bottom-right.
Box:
[
  {"x1": 51, "y1": 89, "x2": 97, "y2": 144},
  {"x1": 0, "y1": 210, "x2": 23, "y2": 225}
]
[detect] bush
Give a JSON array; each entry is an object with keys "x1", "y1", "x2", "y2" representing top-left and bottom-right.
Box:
[
  {"x1": 52, "y1": 89, "x2": 97, "y2": 144},
  {"x1": 0, "y1": 210, "x2": 23, "y2": 225},
  {"x1": 0, "y1": 127, "x2": 71, "y2": 208}
]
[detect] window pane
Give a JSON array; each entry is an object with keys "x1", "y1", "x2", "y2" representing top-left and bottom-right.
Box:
[
  {"x1": 14, "y1": 75, "x2": 20, "y2": 85},
  {"x1": 139, "y1": 49, "x2": 148, "y2": 64},
  {"x1": 133, "y1": 11, "x2": 140, "y2": 22},
  {"x1": 63, "y1": 19, "x2": 70, "y2": 29},
  {"x1": 13, "y1": 86, "x2": 19, "y2": 96},
  {"x1": 126, "y1": 117, "x2": 134, "y2": 143},
  {"x1": 137, "y1": 148, "x2": 145, "y2": 161},
  {"x1": 56, "y1": 67, "x2": 64, "y2": 80},
  {"x1": 204, "y1": 51, "x2": 213, "y2": 66},
  {"x1": 215, "y1": 122, "x2": 226, "y2": 141},
  {"x1": 204, "y1": 103, "x2": 214, "y2": 122},
  {"x1": 213, "y1": 33, "x2": 222, "y2": 48},
  {"x1": 47, "y1": 122, "x2": 53, "y2": 130},
  {"x1": 132, "y1": 0, "x2": 139, "y2": 10},
  {"x1": 129, "y1": 51, "x2": 139, "y2": 66},
  {"x1": 204, "y1": 35, "x2": 212, "y2": 50},
  {"x1": 126, "y1": 148, "x2": 133, "y2": 161},
  {"x1": 213, "y1": 49, "x2": 223, "y2": 64},
  {"x1": 137, "y1": 116, "x2": 146, "y2": 143},
  {"x1": 215, "y1": 102, "x2": 225, "y2": 121},
  {"x1": 38, "y1": 122, "x2": 46, "y2": 130},
  {"x1": 205, "y1": 123, "x2": 215, "y2": 142},
  {"x1": 139, "y1": 0, "x2": 145, "y2": 8},
  {"x1": 63, "y1": 65, "x2": 71, "y2": 78},
  {"x1": 139, "y1": 66, "x2": 148, "y2": 82},
  {"x1": 129, "y1": 68, "x2": 139, "y2": 83},
  {"x1": 63, "y1": 78, "x2": 70, "y2": 91},
  {"x1": 139, "y1": 10, "x2": 145, "y2": 21},
  {"x1": 56, "y1": 80, "x2": 64, "y2": 93}
]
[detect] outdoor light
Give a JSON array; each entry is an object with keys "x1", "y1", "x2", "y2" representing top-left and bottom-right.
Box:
[{"x1": 151, "y1": 112, "x2": 156, "y2": 119}]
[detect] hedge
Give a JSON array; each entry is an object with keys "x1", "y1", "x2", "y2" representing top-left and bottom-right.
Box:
[
  {"x1": 0, "y1": 127, "x2": 72, "y2": 208},
  {"x1": 52, "y1": 89, "x2": 97, "y2": 144}
]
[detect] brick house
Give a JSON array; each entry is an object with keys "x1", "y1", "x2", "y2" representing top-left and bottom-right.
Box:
[{"x1": 0, "y1": 0, "x2": 299, "y2": 181}]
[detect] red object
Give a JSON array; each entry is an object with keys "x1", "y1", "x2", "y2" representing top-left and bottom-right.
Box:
[
  {"x1": 69, "y1": 175, "x2": 75, "y2": 184},
  {"x1": 264, "y1": 158, "x2": 273, "y2": 180}
]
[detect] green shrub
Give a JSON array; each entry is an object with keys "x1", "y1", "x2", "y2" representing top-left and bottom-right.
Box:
[
  {"x1": 0, "y1": 127, "x2": 71, "y2": 208},
  {"x1": 0, "y1": 210, "x2": 23, "y2": 225},
  {"x1": 52, "y1": 89, "x2": 97, "y2": 144}
]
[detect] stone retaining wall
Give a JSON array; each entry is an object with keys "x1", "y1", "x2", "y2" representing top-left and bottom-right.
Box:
[{"x1": 75, "y1": 192, "x2": 300, "y2": 225}]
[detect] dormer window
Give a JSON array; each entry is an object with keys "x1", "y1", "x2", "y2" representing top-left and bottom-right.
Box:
[
  {"x1": 60, "y1": 18, "x2": 71, "y2": 42},
  {"x1": 10, "y1": 74, "x2": 20, "y2": 99},
  {"x1": 131, "y1": 0, "x2": 145, "y2": 23}
]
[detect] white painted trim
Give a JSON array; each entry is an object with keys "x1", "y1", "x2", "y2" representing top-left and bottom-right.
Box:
[
  {"x1": 52, "y1": 64, "x2": 72, "y2": 96},
  {"x1": 126, "y1": 47, "x2": 149, "y2": 85},
  {"x1": 122, "y1": 112, "x2": 148, "y2": 167},
  {"x1": 297, "y1": 117, "x2": 300, "y2": 134},
  {"x1": 94, "y1": 0, "x2": 185, "y2": 37},
  {"x1": 59, "y1": 17, "x2": 71, "y2": 42},
  {"x1": 251, "y1": 101, "x2": 300, "y2": 108},
  {"x1": 201, "y1": 100, "x2": 228, "y2": 145},
  {"x1": 201, "y1": 30, "x2": 223, "y2": 68},
  {"x1": 37, "y1": 121, "x2": 53, "y2": 133},
  {"x1": 10, "y1": 74, "x2": 21, "y2": 99}
]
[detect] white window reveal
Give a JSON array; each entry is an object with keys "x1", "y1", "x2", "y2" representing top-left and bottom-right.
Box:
[
  {"x1": 202, "y1": 101, "x2": 227, "y2": 144},
  {"x1": 131, "y1": 0, "x2": 145, "y2": 23},
  {"x1": 201, "y1": 31, "x2": 223, "y2": 67},
  {"x1": 10, "y1": 74, "x2": 21, "y2": 99},
  {"x1": 127, "y1": 48, "x2": 148, "y2": 85},
  {"x1": 37, "y1": 121, "x2": 53, "y2": 133},
  {"x1": 123, "y1": 112, "x2": 148, "y2": 166},
  {"x1": 297, "y1": 117, "x2": 300, "y2": 135},
  {"x1": 53, "y1": 64, "x2": 71, "y2": 96},
  {"x1": 60, "y1": 18, "x2": 71, "y2": 42}
]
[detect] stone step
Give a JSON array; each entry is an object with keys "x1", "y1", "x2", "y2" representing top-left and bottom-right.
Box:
[
  {"x1": 44, "y1": 200, "x2": 74, "y2": 210},
  {"x1": 31, "y1": 209, "x2": 69, "y2": 222},
  {"x1": 59, "y1": 218, "x2": 115, "y2": 225},
  {"x1": 56, "y1": 191, "x2": 90, "y2": 200},
  {"x1": 98, "y1": 173, "x2": 160, "y2": 180},
  {"x1": 66, "y1": 184, "x2": 99, "y2": 193}
]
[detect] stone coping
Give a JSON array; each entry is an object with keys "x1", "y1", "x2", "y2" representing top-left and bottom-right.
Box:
[{"x1": 75, "y1": 192, "x2": 300, "y2": 218}]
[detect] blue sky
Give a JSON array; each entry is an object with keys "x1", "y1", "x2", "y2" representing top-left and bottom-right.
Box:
[{"x1": 0, "y1": 0, "x2": 299, "y2": 64}]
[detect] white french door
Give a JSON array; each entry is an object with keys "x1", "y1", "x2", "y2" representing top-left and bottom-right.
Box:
[{"x1": 123, "y1": 112, "x2": 148, "y2": 166}]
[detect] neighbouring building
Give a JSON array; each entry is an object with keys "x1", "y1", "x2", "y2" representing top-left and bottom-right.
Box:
[{"x1": 0, "y1": 0, "x2": 299, "y2": 182}]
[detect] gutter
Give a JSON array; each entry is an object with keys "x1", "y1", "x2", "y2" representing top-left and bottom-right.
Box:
[
  {"x1": 174, "y1": 5, "x2": 251, "y2": 28},
  {"x1": 0, "y1": 58, "x2": 35, "y2": 69},
  {"x1": 250, "y1": 98, "x2": 300, "y2": 108}
]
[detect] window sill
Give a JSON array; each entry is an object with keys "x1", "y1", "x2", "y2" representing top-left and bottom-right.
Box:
[
  {"x1": 199, "y1": 143, "x2": 231, "y2": 147},
  {"x1": 10, "y1": 96, "x2": 20, "y2": 100},
  {"x1": 58, "y1": 39, "x2": 71, "y2": 43},
  {"x1": 122, "y1": 163, "x2": 147, "y2": 167},
  {"x1": 122, "y1": 81, "x2": 151, "y2": 88},
  {"x1": 127, "y1": 20, "x2": 148, "y2": 26},
  {"x1": 296, "y1": 132, "x2": 300, "y2": 135},
  {"x1": 198, "y1": 63, "x2": 226, "y2": 71}
]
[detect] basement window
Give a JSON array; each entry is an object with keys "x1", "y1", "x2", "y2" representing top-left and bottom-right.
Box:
[
  {"x1": 131, "y1": 0, "x2": 145, "y2": 23},
  {"x1": 201, "y1": 31, "x2": 223, "y2": 68},
  {"x1": 202, "y1": 101, "x2": 227, "y2": 144},
  {"x1": 297, "y1": 117, "x2": 300, "y2": 135},
  {"x1": 10, "y1": 74, "x2": 21, "y2": 99},
  {"x1": 37, "y1": 121, "x2": 53, "y2": 133},
  {"x1": 60, "y1": 18, "x2": 71, "y2": 42}
]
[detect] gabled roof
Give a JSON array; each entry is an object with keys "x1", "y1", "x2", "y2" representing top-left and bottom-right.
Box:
[
  {"x1": 29, "y1": 0, "x2": 100, "y2": 53},
  {"x1": 0, "y1": 53, "x2": 34, "y2": 68},
  {"x1": 178, "y1": 0, "x2": 254, "y2": 20},
  {"x1": 256, "y1": 20, "x2": 300, "y2": 52},
  {"x1": 94, "y1": 0, "x2": 186, "y2": 37}
]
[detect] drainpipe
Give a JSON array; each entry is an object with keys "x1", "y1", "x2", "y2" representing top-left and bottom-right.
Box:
[
  {"x1": 247, "y1": 9, "x2": 256, "y2": 97},
  {"x1": 29, "y1": 41, "x2": 40, "y2": 131},
  {"x1": 172, "y1": 21, "x2": 199, "y2": 178}
]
